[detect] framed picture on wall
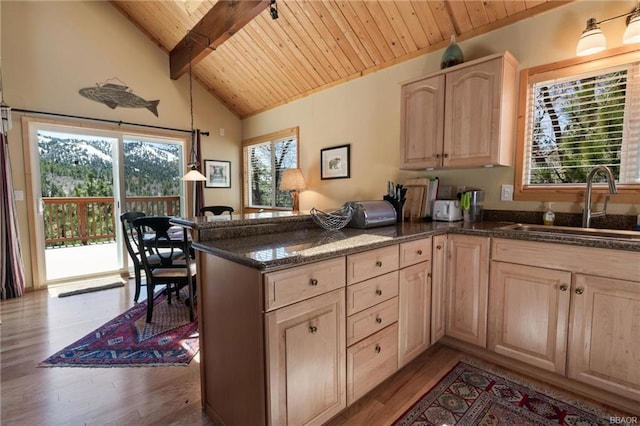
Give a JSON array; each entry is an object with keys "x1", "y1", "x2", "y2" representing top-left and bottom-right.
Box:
[
  {"x1": 204, "y1": 160, "x2": 231, "y2": 188},
  {"x1": 321, "y1": 144, "x2": 350, "y2": 180}
]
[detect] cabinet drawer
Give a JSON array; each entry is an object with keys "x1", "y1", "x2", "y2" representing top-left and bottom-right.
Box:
[
  {"x1": 347, "y1": 245, "x2": 399, "y2": 285},
  {"x1": 400, "y1": 238, "x2": 432, "y2": 268},
  {"x1": 346, "y1": 271, "x2": 399, "y2": 315},
  {"x1": 347, "y1": 323, "x2": 398, "y2": 405},
  {"x1": 264, "y1": 257, "x2": 346, "y2": 311},
  {"x1": 347, "y1": 297, "x2": 398, "y2": 346}
]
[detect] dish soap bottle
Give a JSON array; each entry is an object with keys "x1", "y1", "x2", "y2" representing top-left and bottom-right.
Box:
[{"x1": 543, "y1": 203, "x2": 555, "y2": 226}]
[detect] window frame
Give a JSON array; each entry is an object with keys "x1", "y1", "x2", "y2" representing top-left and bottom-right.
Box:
[
  {"x1": 241, "y1": 126, "x2": 299, "y2": 211},
  {"x1": 514, "y1": 45, "x2": 640, "y2": 204}
]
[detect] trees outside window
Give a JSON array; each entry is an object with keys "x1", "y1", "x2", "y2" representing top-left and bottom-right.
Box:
[
  {"x1": 515, "y1": 47, "x2": 640, "y2": 202},
  {"x1": 243, "y1": 127, "x2": 299, "y2": 210}
]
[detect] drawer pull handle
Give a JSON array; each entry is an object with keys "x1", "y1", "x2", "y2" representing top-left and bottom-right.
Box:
[
  {"x1": 417, "y1": 249, "x2": 423, "y2": 255},
  {"x1": 375, "y1": 317, "x2": 382, "y2": 324},
  {"x1": 309, "y1": 326, "x2": 318, "y2": 334},
  {"x1": 575, "y1": 287, "x2": 584, "y2": 295},
  {"x1": 309, "y1": 278, "x2": 318, "y2": 286},
  {"x1": 376, "y1": 261, "x2": 383, "y2": 267},
  {"x1": 375, "y1": 289, "x2": 382, "y2": 296},
  {"x1": 559, "y1": 284, "x2": 568, "y2": 292},
  {"x1": 375, "y1": 345, "x2": 381, "y2": 353}
]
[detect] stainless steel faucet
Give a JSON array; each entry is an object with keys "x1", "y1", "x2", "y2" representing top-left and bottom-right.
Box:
[{"x1": 582, "y1": 165, "x2": 618, "y2": 228}]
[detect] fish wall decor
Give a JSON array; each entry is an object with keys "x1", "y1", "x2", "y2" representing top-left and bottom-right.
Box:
[{"x1": 79, "y1": 81, "x2": 160, "y2": 117}]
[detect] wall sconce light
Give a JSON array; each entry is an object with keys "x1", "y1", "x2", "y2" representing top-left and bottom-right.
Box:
[
  {"x1": 576, "y1": 4, "x2": 640, "y2": 56},
  {"x1": 280, "y1": 168, "x2": 306, "y2": 212},
  {"x1": 269, "y1": 0, "x2": 278, "y2": 20}
]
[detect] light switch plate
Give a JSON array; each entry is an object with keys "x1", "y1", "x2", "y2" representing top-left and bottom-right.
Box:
[{"x1": 501, "y1": 184, "x2": 513, "y2": 201}]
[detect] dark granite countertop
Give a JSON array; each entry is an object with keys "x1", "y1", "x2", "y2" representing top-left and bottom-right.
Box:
[{"x1": 174, "y1": 215, "x2": 640, "y2": 270}]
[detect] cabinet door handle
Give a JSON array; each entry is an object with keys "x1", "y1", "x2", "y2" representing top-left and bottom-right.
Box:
[
  {"x1": 436, "y1": 245, "x2": 442, "y2": 250},
  {"x1": 575, "y1": 287, "x2": 584, "y2": 295},
  {"x1": 427, "y1": 272, "x2": 432, "y2": 278},
  {"x1": 559, "y1": 284, "x2": 568, "y2": 292},
  {"x1": 309, "y1": 278, "x2": 318, "y2": 286},
  {"x1": 375, "y1": 345, "x2": 381, "y2": 353},
  {"x1": 309, "y1": 325, "x2": 318, "y2": 334},
  {"x1": 375, "y1": 316, "x2": 382, "y2": 324},
  {"x1": 443, "y1": 153, "x2": 449, "y2": 158},
  {"x1": 376, "y1": 261, "x2": 383, "y2": 267},
  {"x1": 417, "y1": 249, "x2": 423, "y2": 255},
  {"x1": 375, "y1": 289, "x2": 383, "y2": 296},
  {"x1": 436, "y1": 153, "x2": 441, "y2": 159}
]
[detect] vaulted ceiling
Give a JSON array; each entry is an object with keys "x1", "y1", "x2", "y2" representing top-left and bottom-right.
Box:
[{"x1": 110, "y1": 0, "x2": 571, "y2": 119}]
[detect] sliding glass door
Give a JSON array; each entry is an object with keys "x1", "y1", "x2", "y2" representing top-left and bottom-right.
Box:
[{"x1": 26, "y1": 120, "x2": 187, "y2": 286}]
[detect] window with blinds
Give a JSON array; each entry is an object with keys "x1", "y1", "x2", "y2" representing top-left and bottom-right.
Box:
[
  {"x1": 242, "y1": 127, "x2": 298, "y2": 209},
  {"x1": 523, "y1": 62, "x2": 640, "y2": 187},
  {"x1": 515, "y1": 48, "x2": 640, "y2": 202}
]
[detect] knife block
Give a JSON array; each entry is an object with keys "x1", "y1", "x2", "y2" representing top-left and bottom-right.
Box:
[{"x1": 383, "y1": 195, "x2": 404, "y2": 223}]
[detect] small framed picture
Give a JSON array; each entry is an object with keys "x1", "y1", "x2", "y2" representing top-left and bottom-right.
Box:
[
  {"x1": 321, "y1": 144, "x2": 350, "y2": 180},
  {"x1": 204, "y1": 160, "x2": 231, "y2": 188}
]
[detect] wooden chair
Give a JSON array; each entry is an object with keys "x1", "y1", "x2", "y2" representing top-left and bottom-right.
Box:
[
  {"x1": 120, "y1": 211, "x2": 146, "y2": 302},
  {"x1": 133, "y1": 216, "x2": 195, "y2": 323},
  {"x1": 200, "y1": 205, "x2": 234, "y2": 217}
]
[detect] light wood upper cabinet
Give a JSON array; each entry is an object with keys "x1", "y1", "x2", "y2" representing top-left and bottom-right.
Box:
[
  {"x1": 400, "y1": 75, "x2": 444, "y2": 169},
  {"x1": 400, "y1": 52, "x2": 518, "y2": 169},
  {"x1": 568, "y1": 274, "x2": 640, "y2": 401},
  {"x1": 445, "y1": 234, "x2": 490, "y2": 347},
  {"x1": 266, "y1": 288, "x2": 346, "y2": 426},
  {"x1": 488, "y1": 261, "x2": 571, "y2": 374}
]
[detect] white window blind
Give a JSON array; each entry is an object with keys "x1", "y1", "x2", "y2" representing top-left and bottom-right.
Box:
[
  {"x1": 523, "y1": 62, "x2": 640, "y2": 186},
  {"x1": 243, "y1": 132, "x2": 298, "y2": 209}
]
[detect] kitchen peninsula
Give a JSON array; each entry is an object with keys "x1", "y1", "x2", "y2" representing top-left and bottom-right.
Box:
[{"x1": 172, "y1": 213, "x2": 640, "y2": 424}]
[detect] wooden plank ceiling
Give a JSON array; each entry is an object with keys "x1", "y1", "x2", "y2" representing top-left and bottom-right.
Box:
[{"x1": 110, "y1": 0, "x2": 570, "y2": 119}]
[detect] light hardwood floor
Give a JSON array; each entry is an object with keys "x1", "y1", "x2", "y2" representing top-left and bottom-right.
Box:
[{"x1": 1, "y1": 280, "x2": 632, "y2": 425}]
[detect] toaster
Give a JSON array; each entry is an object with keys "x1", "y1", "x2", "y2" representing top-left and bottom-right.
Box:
[{"x1": 433, "y1": 200, "x2": 463, "y2": 222}]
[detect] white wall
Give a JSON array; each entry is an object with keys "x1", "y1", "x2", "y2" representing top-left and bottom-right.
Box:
[
  {"x1": 243, "y1": 0, "x2": 639, "y2": 216},
  {"x1": 2, "y1": 1, "x2": 242, "y2": 289}
]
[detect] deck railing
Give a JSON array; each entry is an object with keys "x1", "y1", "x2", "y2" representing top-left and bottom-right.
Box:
[{"x1": 43, "y1": 196, "x2": 181, "y2": 247}]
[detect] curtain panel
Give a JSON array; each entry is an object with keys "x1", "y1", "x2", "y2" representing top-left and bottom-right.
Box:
[{"x1": 1, "y1": 132, "x2": 26, "y2": 299}]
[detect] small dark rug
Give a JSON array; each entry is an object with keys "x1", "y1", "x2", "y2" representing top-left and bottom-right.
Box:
[
  {"x1": 58, "y1": 282, "x2": 125, "y2": 297},
  {"x1": 394, "y1": 360, "x2": 613, "y2": 425},
  {"x1": 40, "y1": 290, "x2": 198, "y2": 367}
]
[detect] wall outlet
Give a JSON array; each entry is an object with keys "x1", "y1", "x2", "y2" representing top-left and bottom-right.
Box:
[{"x1": 501, "y1": 184, "x2": 513, "y2": 201}]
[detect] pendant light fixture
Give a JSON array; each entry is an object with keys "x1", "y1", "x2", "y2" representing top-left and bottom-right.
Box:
[
  {"x1": 181, "y1": 33, "x2": 206, "y2": 183},
  {"x1": 576, "y1": 4, "x2": 640, "y2": 56}
]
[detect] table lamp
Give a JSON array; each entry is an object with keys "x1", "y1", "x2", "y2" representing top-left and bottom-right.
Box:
[{"x1": 280, "y1": 168, "x2": 306, "y2": 212}]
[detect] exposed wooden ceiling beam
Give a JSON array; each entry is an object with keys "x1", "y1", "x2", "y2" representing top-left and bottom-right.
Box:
[{"x1": 169, "y1": 0, "x2": 269, "y2": 80}]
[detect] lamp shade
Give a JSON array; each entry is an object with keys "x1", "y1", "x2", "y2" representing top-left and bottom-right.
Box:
[
  {"x1": 624, "y1": 12, "x2": 640, "y2": 44},
  {"x1": 181, "y1": 169, "x2": 206, "y2": 181},
  {"x1": 280, "y1": 168, "x2": 306, "y2": 190},
  {"x1": 576, "y1": 18, "x2": 606, "y2": 56}
]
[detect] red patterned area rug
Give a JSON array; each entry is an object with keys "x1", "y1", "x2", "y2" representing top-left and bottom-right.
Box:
[
  {"x1": 394, "y1": 360, "x2": 614, "y2": 425},
  {"x1": 39, "y1": 291, "x2": 198, "y2": 367}
]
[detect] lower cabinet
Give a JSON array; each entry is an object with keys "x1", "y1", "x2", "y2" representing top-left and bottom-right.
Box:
[
  {"x1": 489, "y1": 238, "x2": 640, "y2": 403},
  {"x1": 568, "y1": 274, "x2": 640, "y2": 401},
  {"x1": 488, "y1": 261, "x2": 571, "y2": 374},
  {"x1": 265, "y1": 288, "x2": 346, "y2": 426},
  {"x1": 445, "y1": 234, "x2": 490, "y2": 347},
  {"x1": 347, "y1": 322, "x2": 399, "y2": 403},
  {"x1": 430, "y1": 234, "x2": 447, "y2": 344},
  {"x1": 398, "y1": 261, "x2": 431, "y2": 367}
]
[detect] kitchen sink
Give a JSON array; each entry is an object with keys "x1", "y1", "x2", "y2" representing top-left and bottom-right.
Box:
[{"x1": 499, "y1": 223, "x2": 640, "y2": 241}]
